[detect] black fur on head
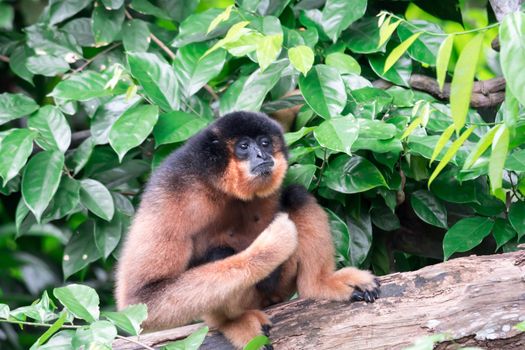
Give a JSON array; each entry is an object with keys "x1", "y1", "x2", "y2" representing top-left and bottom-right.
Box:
[{"x1": 152, "y1": 111, "x2": 288, "y2": 190}]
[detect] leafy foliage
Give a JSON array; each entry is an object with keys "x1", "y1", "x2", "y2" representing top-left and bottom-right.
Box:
[{"x1": 0, "y1": 0, "x2": 524, "y2": 348}]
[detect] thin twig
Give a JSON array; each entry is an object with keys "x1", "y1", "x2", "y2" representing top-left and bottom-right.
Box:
[
  {"x1": 0, "y1": 55, "x2": 9, "y2": 63},
  {"x1": 316, "y1": 148, "x2": 328, "y2": 188},
  {"x1": 73, "y1": 43, "x2": 121, "y2": 73},
  {"x1": 124, "y1": 8, "x2": 219, "y2": 101},
  {"x1": 115, "y1": 335, "x2": 156, "y2": 350}
]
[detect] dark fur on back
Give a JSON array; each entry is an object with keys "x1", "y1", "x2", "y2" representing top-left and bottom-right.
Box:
[
  {"x1": 280, "y1": 185, "x2": 312, "y2": 211},
  {"x1": 148, "y1": 112, "x2": 286, "y2": 193}
]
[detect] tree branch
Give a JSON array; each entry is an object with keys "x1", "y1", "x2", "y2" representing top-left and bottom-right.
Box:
[
  {"x1": 373, "y1": 74, "x2": 506, "y2": 107},
  {"x1": 0, "y1": 55, "x2": 9, "y2": 63}
]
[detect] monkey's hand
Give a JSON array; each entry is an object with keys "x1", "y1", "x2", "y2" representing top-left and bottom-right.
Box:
[{"x1": 246, "y1": 213, "x2": 298, "y2": 266}]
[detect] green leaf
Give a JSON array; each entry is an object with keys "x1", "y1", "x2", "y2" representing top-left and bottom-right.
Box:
[
  {"x1": 79, "y1": 179, "x2": 115, "y2": 221},
  {"x1": 450, "y1": 34, "x2": 484, "y2": 132},
  {"x1": 500, "y1": 11, "x2": 525, "y2": 107},
  {"x1": 384, "y1": 32, "x2": 422, "y2": 73},
  {"x1": 26, "y1": 24, "x2": 81, "y2": 62},
  {"x1": 22, "y1": 151, "x2": 64, "y2": 222},
  {"x1": 369, "y1": 52, "x2": 412, "y2": 87},
  {"x1": 94, "y1": 213, "x2": 123, "y2": 259},
  {"x1": 28, "y1": 105, "x2": 71, "y2": 153},
  {"x1": 345, "y1": 17, "x2": 382, "y2": 54},
  {"x1": 288, "y1": 45, "x2": 314, "y2": 76},
  {"x1": 9, "y1": 45, "x2": 34, "y2": 85},
  {"x1": 357, "y1": 119, "x2": 397, "y2": 139},
  {"x1": 92, "y1": 6, "x2": 124, "y2": 45},
  {"x1": 35, "y1": 330, "x2": 75, "y2": 350},
  {"x1": 370, "y1": 205, "x2": 400, "y2": 231},
  {"x1": 163, "y1": 326, "x2": 208, "y2": 350},
  {"x1": 314, "y1": 116, "x2": 359, "y2": 155},
  {"x1": 43, "y1": 176, "x2": 80, "y2": 221},
  {"x1": 101, "y1": 0, "x2": 124, "y2": 9},
  {"x1": 443, "y1": 217, "x2": 494, "y2": 260},
  {"x1": 127, "y1": 52, "x2": 180, "y2": 112},
  {"x1": 325, "y1": 209, "x2": 350, "y2": 264},
  {"x1": 430, "y1": 123, "x2": 455, "y2": 164},
  {"x1": 26, "y1": 55, "x2": 70, "y2": 76},
  {"x1": 206, "y1": 21, "x2": 251, "y2": 55},
  {"x1": 298, "y1": 65, "x2": 346, "y2": 119},
  {"x1": 50, "y1": 71, "x2": 112, "y2": 101},
  {"x1": 62, "y1": 18, "x2": 96, "y2": 47},
  {"x1": 378, "y1": 17, "x2": 400, "y2": 47},
  {"x1": 53, "y1": 284, "x2": 100, "y2": 322},
  {"x1": 72, "y1": 320, "x2": 117, "y2": 348},
  {"x1": 220, "y1": 59, "x2": 288, "y2": 114},
  {"x1": 323, "y1": 155, "x2": 387, "y2": 194},
  {"x1": 31, "y1": 311, "x2": 67, "y2": 349},
  {"x1": 109, "y1": 104, "x2": 159, "y2": 161},
  {"x1": 256, "y1": 34, "x2": 283, "y2": 71},
  {"x1": 174, "y1": 42, "x2": 226, "y2": 97},
  {"x1": 63, "y1": 220, "x2": 102, "y2": 279},
  {"x1": 322, "y1": 0, "x2": 367, "y2": 42},
  {"x1": 508, "y1": 201, "x2": 525, "y2": 239},
  {"x1": 123, "y1": 19, "x2": 151, "y2": 53},
  {"x1": 410, "y1": 190, "x2": 447, "y2": 228},
  {"x1": 43, "y1": 0, "x2": 92, "y2": 25},
  {"x1": 325, "y1": 52, "x2": 360, "y2": 75},
  {"x1": 401, "y1": 116, "x2": 423, "y2": 140},
  {"x1": 153, "y1": 111, "x2": 208, "y2": 147},
  {"x1": 284, "y1": 164, "x2": 317, "y2": 189},
  {"x1": 207, "y1": 5, "x2": 233, "y2": 34},
  {"x1": 436, "y1": 35, "x2": 454, "y2": 91},
  {"x1": 428, "y1": 126, "x2": 476, "y2": 187},
  {"x1": 130, "y1": 0, "x2": 171, "y2": 20},
  {"x1": 0, "y1": 93, "x2": 39, "y2": 125},
  {"x1": 70, "y1": 138, "x2": 95, "y2": 175},
  {"x1": 488, "y1": 125, "x2": 509, "y2": 195},
  {"x1": 242, "y1": 335, "x2": 270, "y2": 350},
  {"x1": 492, "y1": 218, "x2": 517, "y2": 251},
  {"x1": 397, "y1": 21, "x2": 445, "y2": 66},
  {"x1": 0, "y1": 304, "x2": 9, "y2": 319},
  {"x1": 102, "y1": 304, "x2": 148, "y2": 336},
  {"x1": 463, "y1": 124, "x2": 500, "y2": 169},
  {"x1": 0, "y1": 129, "x2": 36, "y2": 186},
  {"x1": 506, "y1": 149, "x2": 525, "y2": 171}
]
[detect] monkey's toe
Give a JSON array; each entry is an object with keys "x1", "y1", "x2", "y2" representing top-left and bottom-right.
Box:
[
  {"x1": 263, "y1": 345, "x2": 274, "y2": 350},
  {"x1": 261, "y1": 324, "x2": 271, "y2": 337},
  {"x1": 351, "y1": 286, "x2": 380, "y2": 303}
]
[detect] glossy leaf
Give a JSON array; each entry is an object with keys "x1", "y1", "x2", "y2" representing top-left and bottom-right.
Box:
[
  {"x1": 508, "y1": 201, "x2": 525, "y2": 239},
  {"x1": 488, "y1": 125, "x2": 509, "y2": 195},
  {"x1": 298, "y1": 65, "x2": 346, "y2": 119},
  {"x1": 436, "y1": 35, "x2": 454, "y2": 91},
  {"x1": 49, "y1": 71, "x2": 112, "y2": 101},
  {"x1": 288, "y1": 45, "x2": 314, "y2": 75},
  {"x1": 243, "y1": 335, "x2": 271, "y2": 350},
  {"x1": 220, "y1": 59, "x2": 288, "y2": 114},
  {"x1": 26, "y1": 55, "x2": 70, "y2": 76},
  {"x1": 173, "y1": 42, "x2": 226, "y2": 97},
  {"x1": 163, "y1": 326, "x2": 208, "y2": 350},
  {"x1": 256, "y1": 34, "x2": 283, "y2": 71},
  {"x1": 79, "y1": 179, "x2": 115, "y2": 221},
  {"x1": 500, "y1": 11, "x2": 525, "y2": 106},
  {"x1": 322, "y1": 0, "x2": 367, "y2": 42},
  {"x1": 314, "y1": 116, "x2": 359, "y2": 155},
  {"x1": 43, "y1": 0, "x2": 92, "y2": 25},
  {"x1": 127, "y1": 52, "x2": 180, "y2": 112},
  {"x1": 369, "y1": 53, "x2": 412, "y2": 87},
  {"x1": 43, "y1": 176, "x2": 80, "y2": 221},
  {"x1": 284, "y1": 163, "x2": 317, "y2": 189},
  {"x1": 53, "y1": 284, "x2": 100, "y2": 322},
  {"x1": 492, "y1": 218, "x2": 517, "y2": 250},
  {"x1": 0, "y1": 93, "x2": 39, "y2": 125},
  {"x1": 397, "y1": 21, "x2": 444, "y2": 65},
  {"x1": 207, "y1": 5, "x2": 233, "y2": 34},
  {"x1": 130, "y1": 0, "x2": 171, "y2": 20},
  {"x1": 72, "y1": 321, "x2": 117, "y2": 348},
  {"x1": 63, "y1": 220, "x2": 102, "y2": 278},
  {"x1": 443, "y1": 217, "x2": 494, "y2": 260},
  {"x1": 384, "y1": 32, "x2": 422, "y2": 73},
  {"x1": 92, "y1": 6, "x2": 124, "y2": 45},
  {"x1": 506, "y1": 149, "x2": 525, "y2": 171},
  {"x1": 323, "y1": 155, "x2": 387, "y2": 194},
  {"x1": 345, "y1": 17, "x2": 382, "y2": 54},
  {"x1": 0, "y1": 129, "x2": 36, "y2": 186},
  {"x1": 378, "y1": 17, "x2": 400, "y2": 46},
  {"x1": 153, "y1": 111, "x2": 207, "y2": 147},
  {"x1": 410, "y1": 190, "x2": 447, "y2": 228},
  {"x1": 9, "y1": 45, "x2": 34, "y2": 85},
  {"x1": 22, "y1": 151, "x2": 64, "y2": 222},
  {"x1": 109, "y1": 104, "x2": 159, "y2": 161},
  {"x1": 122, "y1": 19, "x2": 150, "y2": 52},
  {"x1": 94, "y1": 213, "x2": 123, "y2": 259},
  {"x1": 28, "y1": 105, "x2": 71, "y2": 153},
  {"x1": 428, "y1": 126, "x2": 476, "y2": 186},
  {"x1": 430, "y1": 123, "x2": 455, "y2": 164},
  {"x1": 102, "y1": 304, "x2": 148, "y2": 336},
  {"x1": 450, "y1": 34, "x2": 484, "y2": 132},
  {"x1": 325, "y1": 52, "x2": 360, "y2": 75}
]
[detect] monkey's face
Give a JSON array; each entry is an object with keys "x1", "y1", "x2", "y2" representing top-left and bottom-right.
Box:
[{"x1": 234, "y1": 136, "x2": 275, "y2": 178}]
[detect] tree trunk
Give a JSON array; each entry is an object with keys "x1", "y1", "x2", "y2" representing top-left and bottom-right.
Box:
[{"x1": 113, "y1": 251, "x2": 525, "y2": 350}]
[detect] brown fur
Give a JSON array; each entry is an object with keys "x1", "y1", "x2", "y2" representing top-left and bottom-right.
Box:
[{"x1": 115, "y1": 122, "x2": 378, "y2": 349}]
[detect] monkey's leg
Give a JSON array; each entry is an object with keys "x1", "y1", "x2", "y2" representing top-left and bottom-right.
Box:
[
  {"x1": 142, "y1": 213, "x2": 297, "y2": 330},
  {"x1": 282, "y1": 185, "x2": 380, "y2": 302}
]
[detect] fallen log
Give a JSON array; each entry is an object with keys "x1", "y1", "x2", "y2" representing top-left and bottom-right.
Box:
[{"x1": 113, "y1": 251, "x2": 525, "y2": 350}]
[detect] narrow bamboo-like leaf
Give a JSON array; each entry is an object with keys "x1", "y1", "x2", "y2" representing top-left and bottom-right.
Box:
[
  {"x1": 401, "y1": 116, "x2": 422, "y2": 139},
  {"x1": 378, "y1": 17, "x2": 401, "y2": 47},
  {"x1": 288, "y1": 45, "x2": 314, "y2": 75},
  {"x1": 436, "y1": 34, "x2": 454, "y2": 91},
  {"x1": 463, "y1": 124, "x2": 501, "y2": 169},
  {"x1": 500, "y1": 11, "x2": 525, "y2": 107},
  {"x1": 428, "y1": 125, "x2": 476, "y2": 186},
  {"x1": 205, "y1": 21, "x2": 250, "y2": 56},
  {"x1": 207, "y1": 5, "x2": 233, "y2": 34},
  {"x1": 489, "y1": 125, "x2": 509, "y2": 195},
  {"x1": 22, "y1": 151, "x2": 64, "y2": 222},
  {"x1": 430, "y1": 123, "x2": 455, "y2": 164},
  {"x1": 450, "y1": 34, "x2": 484, "y2": 132},
  {"x1": 32, "y1": 311, "x2": 67, "y2": 348},
  {"x1": 383, "y1": 32, "x2": 422, "y2": 73}
]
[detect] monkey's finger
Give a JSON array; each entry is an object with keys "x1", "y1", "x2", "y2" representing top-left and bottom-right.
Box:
[
  {"x1": 262, "y1": 324, "x2": 271, "y2": 337},
  {"x1": 263, "y1": 344, "x2": 274, "y2": 350},
  {"x1": 350, "y1": 290, "x2": 365, "y2": 301},
  {"x1": 374, "y1": 277, "x2": 381, "y2": 287},
  {"x1": 364, "y1": 291, "x2": 375, "y2": 303}
]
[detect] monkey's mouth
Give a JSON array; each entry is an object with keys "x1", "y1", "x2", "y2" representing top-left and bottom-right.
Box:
[{"x1": 251, "y1": 161, "x2": 274, "y2": 177}]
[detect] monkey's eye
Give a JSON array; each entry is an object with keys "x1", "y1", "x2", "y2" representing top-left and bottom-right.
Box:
[
  {"x1": 239, "y1": 143, "x2": 249, "y2": 150},
  {"x1": 259, "y1": 138, "x2": 271, "y2": 148}
]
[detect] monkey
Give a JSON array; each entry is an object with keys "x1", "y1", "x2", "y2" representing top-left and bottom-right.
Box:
[{"x1": 115, "y1": 111, "x2": 380, "y2": 349}]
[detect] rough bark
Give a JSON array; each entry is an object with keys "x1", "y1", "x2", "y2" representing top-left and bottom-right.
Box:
[{"x1": 113, "y1": 251, "x2": 525, "y2": 350}]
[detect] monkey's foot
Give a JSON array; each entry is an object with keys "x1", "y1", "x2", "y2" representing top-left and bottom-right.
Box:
[
  {"x1": 219, "y1": 309, "x2": 273, "y2": 350},
  {"x1": 333, "y1": 267, "x2": 381, "y2": 303}
]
